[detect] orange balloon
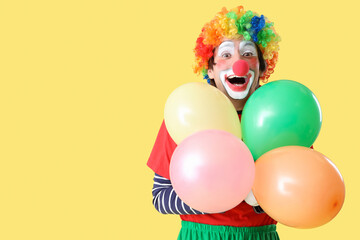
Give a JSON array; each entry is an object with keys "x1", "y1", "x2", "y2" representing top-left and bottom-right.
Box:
[{"x1": 252, "y1": 146, "x2": 345, "y2": 228}]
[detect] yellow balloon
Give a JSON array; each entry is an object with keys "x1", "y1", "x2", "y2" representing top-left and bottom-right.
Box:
[{"x1": 164, "y1": 82, "x2": 242, "y2": 144}]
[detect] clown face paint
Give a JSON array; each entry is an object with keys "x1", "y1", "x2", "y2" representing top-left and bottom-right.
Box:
[
  {"x1": 220, "y1": 68, "x2": 255, "y2": 99},
  {"x1": 208, "y1": 39, "x2": 262, "y2": 111}
]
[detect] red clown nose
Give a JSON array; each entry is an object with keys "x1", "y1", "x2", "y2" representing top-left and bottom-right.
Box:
[{"x1": 232, "y1": 60, "x2": 249, "y2": 76}]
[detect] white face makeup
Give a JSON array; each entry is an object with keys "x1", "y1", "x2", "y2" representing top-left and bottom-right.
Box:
[
  {"x1": 207, "y1": 38, "x2": 262, "y2": 110},
  {"x1": 220, "y1": 69, "x2": 255, "y2": 100},
  {"x1": 216, "y1": 41, "x2": 257, "y2": 100},
  {"x1": 239, "y1": 41, "x2": 258, "y2": 57},
  {"x1": 217, "y1": 41, "x2": 235, "y2": 58}
]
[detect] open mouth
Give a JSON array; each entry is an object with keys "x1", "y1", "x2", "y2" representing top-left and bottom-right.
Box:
[
  {"x1": 225, "y1": 74, "x2": 251, "y2": 91},
  {"x1": 219, "y1": 69, "x2": 255, "y2": 100},
  {"x1": 228, "y1": 76, "x2": 247, "y2": 85}
]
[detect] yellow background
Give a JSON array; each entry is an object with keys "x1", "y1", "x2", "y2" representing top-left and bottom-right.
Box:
[{"x1": 0, "y1": 0, "x2": 359, "y2": 239}]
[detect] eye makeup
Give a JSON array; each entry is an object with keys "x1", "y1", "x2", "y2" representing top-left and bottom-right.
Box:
[
  {"x1": 217, "y1": 41, "x2": 235, "y2": 57},
  {"x1": 239, "y1": 41, "x2": 257, "y2": 56}
]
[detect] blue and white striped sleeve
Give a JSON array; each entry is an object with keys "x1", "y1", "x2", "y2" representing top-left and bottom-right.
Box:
[{"x1": 152, "y1": 173, "x2": 204, "y2": 215}]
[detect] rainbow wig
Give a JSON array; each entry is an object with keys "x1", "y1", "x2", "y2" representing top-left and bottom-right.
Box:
[{"x1": 194, "y1": 6, "x2": 281, "y2": 82}]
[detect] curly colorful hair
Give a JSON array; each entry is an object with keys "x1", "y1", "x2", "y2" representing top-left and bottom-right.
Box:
[{"x1": 194, "y1": 6, "x2": 281, "y2": 83}]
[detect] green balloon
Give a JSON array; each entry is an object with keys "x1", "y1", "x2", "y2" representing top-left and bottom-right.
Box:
[{"x1": 241, "y1": 80, "x2": 322, "y2": 160}]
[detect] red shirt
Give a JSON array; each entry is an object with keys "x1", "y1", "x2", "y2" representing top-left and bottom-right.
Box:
[{"x1": 147, "y1": 116, "x2": 277, "y2": 227}]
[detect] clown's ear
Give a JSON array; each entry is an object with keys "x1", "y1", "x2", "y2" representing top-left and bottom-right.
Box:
[
  {"x1": 260, "y1": 61, "x2": 267, "y2": 77},
  {"x1": 207, "y1": 69, "x2": 214, "y2": 79}
]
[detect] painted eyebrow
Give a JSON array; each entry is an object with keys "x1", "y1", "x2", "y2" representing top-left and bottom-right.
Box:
[
  {"x1": 217, "y1": 41, "x2": 235, "y2": 56},
  {"x1": 218, "y1": 41, "x2": 235, "y2": 49},
  {"x1": 239, "y1": 41, "x2": 256, "y2": 49}
]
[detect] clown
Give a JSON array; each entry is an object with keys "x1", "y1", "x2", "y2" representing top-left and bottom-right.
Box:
[
  {"x1": 194, "y1": 6, "x2": 280, "y2": 110},
  {"x1": 148, "y1": 5, "x2": 281, "y2": 240}
]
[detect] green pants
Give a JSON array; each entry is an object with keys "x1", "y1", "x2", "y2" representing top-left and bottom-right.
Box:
[{"x1": 178, "y1": 221, "x2": 279, "y2": 240}]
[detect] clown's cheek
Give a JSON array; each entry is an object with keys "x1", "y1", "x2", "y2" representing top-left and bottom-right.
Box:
[
  {"x1": 246, "y1": 57, "x2": 259, "y2": 70},
  {"x1": 215, "y1": 59, "x2": 228, "y2": 69}
]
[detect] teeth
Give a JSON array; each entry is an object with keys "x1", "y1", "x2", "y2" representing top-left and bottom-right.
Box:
[{"x1": 228, "y1": 75, "x2": 245, "y2": 79}]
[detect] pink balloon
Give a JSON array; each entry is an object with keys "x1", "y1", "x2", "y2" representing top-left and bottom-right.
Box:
[{"x1": 170, "y1": 130, "x2": 255, "y2": 213}]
